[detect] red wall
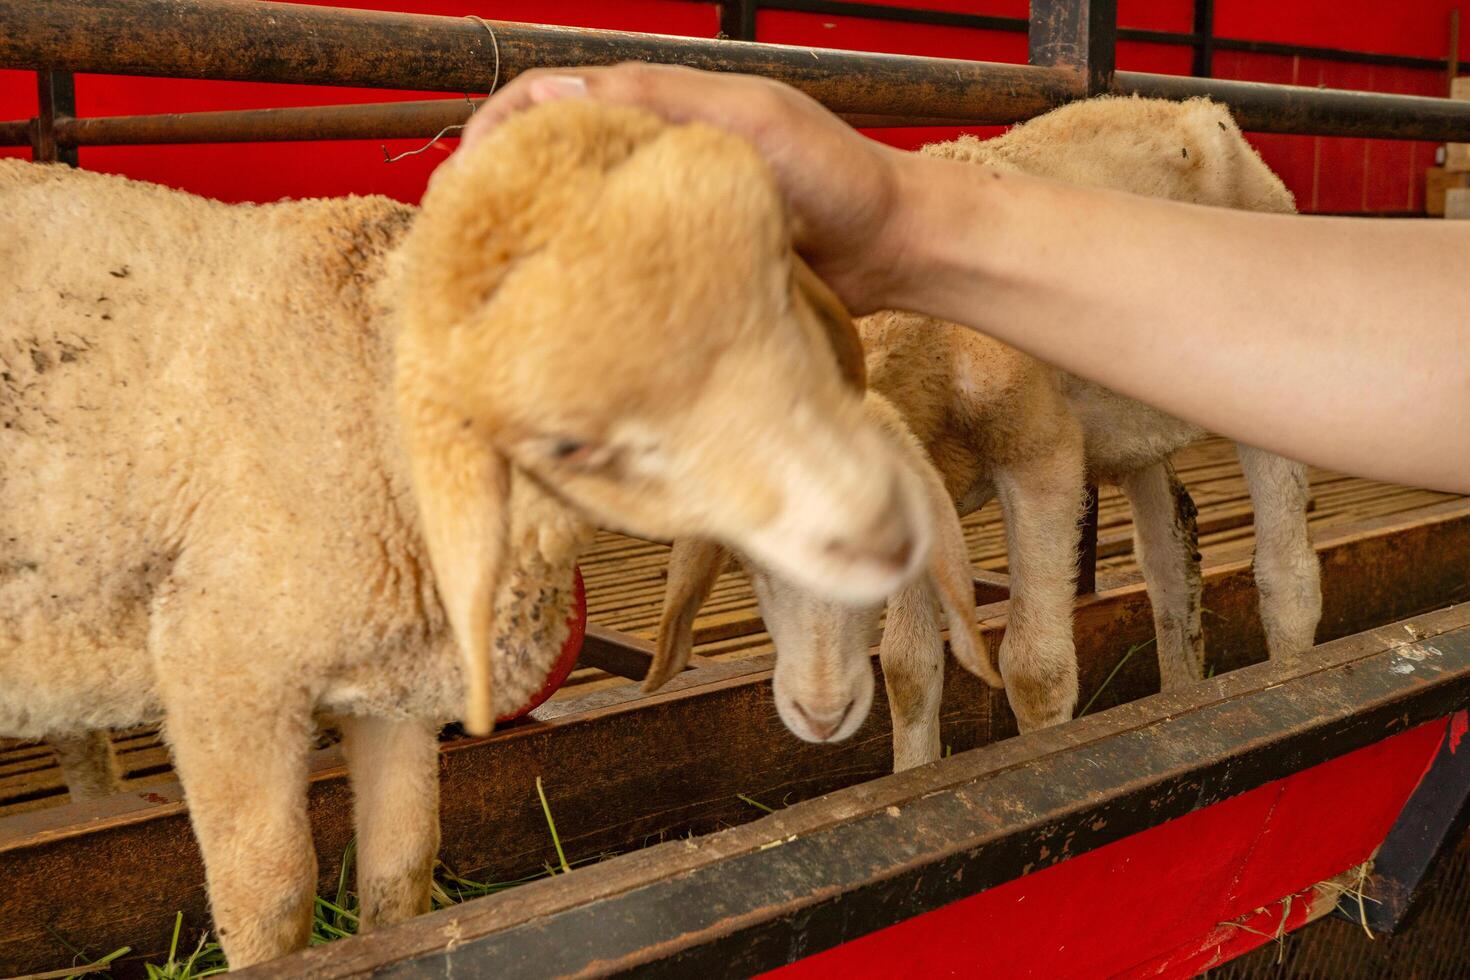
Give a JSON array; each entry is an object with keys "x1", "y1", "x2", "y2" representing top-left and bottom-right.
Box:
[
  {"x1": 0, "y1": 2, "x2": 722, "y2": 202},
  {"x1": 3, "y1": 1, "x2": 1466, "y2": 212}
]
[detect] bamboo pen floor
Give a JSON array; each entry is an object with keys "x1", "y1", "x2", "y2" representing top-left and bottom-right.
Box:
[{"x1": 2, "y1": 437, "x2": 1459, "y2": 816}]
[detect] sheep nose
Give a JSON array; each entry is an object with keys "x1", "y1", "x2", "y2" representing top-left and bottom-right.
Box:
[
  {"x1": 792, "y1": 698, "x2": 857, "y2": 742},
  {"x1": 821, "y1": 481, "x2": 915, "y2": 574}
]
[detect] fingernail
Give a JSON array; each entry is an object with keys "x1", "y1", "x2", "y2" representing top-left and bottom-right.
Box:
[{"x1": 528, "y1": 75, "x2": 588, "y2": 102}]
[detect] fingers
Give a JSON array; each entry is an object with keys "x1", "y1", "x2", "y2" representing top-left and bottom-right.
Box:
[
  {"x1": 449, "y1": 62, "x2": 907, "y2": 316},
  {"x1": 459, "y1": 70, "x2": 590, "y2": 150},
  {"x1": 458, "y1": 63, "x2": 795, "y2": 154}
]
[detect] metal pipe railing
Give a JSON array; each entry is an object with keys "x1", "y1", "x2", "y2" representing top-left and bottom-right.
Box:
[
  {"x1": 0, "y1": 100, "x2": 986, "y2": 150},
  {"x1": 1116, "y1": 71, "x2": 1470, "y2": 142},
  {"x1": 0, "y1": 119, "x2": 29, "y2": 146},
  {"x1": 4, "y1": 0, "x2": 1470, "y2": 152},
  {"x1": 0, "y1": 0, "x2": 1080, "y2": 121}
]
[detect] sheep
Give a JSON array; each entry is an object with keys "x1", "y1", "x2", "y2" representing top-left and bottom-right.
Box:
[
  {"x1": 650, "y1": 96, "x2": 1323, "y2": 772},
  {"x1": 0, "y1": 99, "x2": 936, "y2": 967},
  {"x1": 647, "y1": 339, "x2": 1008, "y2": 749},
  {"x1": 47, "y1": 730, "x2": 122, "y2": 800}
]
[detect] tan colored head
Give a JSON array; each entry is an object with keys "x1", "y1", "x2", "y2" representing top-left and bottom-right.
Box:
[
  {"x1": 395, "y1": 101, "x2": 930, "y2": 732},
  {"x1": 650, "y1": 396, "x2": 1004, "y2": 745}
]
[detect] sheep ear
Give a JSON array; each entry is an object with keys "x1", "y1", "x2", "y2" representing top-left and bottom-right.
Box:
[
  {"x1": 400, "y1": 396, "x2": 511, "y2": 735},
  {"x1": 646, "y1": 538, "x2": 728, "y2": 692},
  {"x1": 793, "y1": 256, "x2": 866, "y2": 392},
  {"x1": 909, "y1": 447, "x2": 1005, "y2": 690}
]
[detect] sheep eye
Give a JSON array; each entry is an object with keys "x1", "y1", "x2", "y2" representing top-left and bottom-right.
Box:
[
  {"x1": 547, "y1": 438, "x2": 616, "y2": 471},
  {"x1": 551, "y1": 439, "x2": 587, "y2": 461}
]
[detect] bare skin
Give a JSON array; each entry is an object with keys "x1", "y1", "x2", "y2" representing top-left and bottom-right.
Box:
[{"x1": 460, "y1": 64, "x2": 1470, "y2": 495}]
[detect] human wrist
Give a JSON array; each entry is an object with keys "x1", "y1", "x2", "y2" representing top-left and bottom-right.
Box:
[{"x1": 875, "y1": 152, "x2": 1016, "y2": 321}]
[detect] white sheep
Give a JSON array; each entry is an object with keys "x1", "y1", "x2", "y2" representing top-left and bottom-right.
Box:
[
  {"x1": 651, "y1": 96, "x2": 1323, "y2": 771},
  {"x1": 0, "y1": 100, "x2": 936, "y2": 967}
]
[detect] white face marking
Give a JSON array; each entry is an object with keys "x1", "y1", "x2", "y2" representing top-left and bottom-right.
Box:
[{"x1": 752, "y1": 564, "x2": 882, "y2": 744}]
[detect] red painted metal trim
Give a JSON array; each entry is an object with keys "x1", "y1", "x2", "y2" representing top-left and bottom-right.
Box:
[{"x1": 767, "y1": 719, "x2": 1448, "y2": 980}]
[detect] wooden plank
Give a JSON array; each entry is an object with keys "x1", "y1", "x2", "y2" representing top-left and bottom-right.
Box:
[
  {"x1": 576, "y1": 624, "x2": 714, "y2": 681},
  {"x1": 4, "y1": 498, "x2": 1470, "y2": 974},
  {"x1": 248, "y1": 603, "x2": 1470, "y2": 978}
]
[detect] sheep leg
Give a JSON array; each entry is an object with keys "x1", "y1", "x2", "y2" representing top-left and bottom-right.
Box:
[
  {"x1": 1237, "y1": 443, "x2": 1321, "y2": 658},
  {"x1": 161, "y1": 687, "x2": 316, "y2": 967},
  {"x1": 50, "y1": 731, "x2": 122, "y2": 801},
  {"x1": 340, "y1": 715, "x2": 441, "y2": 928},
  {"x1": 879, "y1": 579, "x2": 944, "y2": 771},
  {"x1": 1121, "y1": 460, "x2": 1204, "y2": 691},
  {"x1": 994, "y1": 449, "x2": 1084, "y2": 732}
]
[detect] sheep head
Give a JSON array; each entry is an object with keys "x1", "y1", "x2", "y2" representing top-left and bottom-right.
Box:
[
  {"x1": 652, "y1": 394, "x2": 1003, "y2": 745},
  {"x1": 396, "y1": 100, "x2": 929, "y2": 732}
]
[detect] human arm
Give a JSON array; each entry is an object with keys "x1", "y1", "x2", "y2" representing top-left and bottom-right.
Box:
[{"x1": 459, "y1": 64, "x2": 1470, "y2": 493}]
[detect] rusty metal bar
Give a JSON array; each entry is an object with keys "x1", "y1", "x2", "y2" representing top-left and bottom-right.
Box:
[
  {"x1": 3, "y1": 1, "x2": 1468, "y2": 148},
  {"x1": 1192, "y1": 0, "x2": 1214, "y2": 78},
  {"x1": 32, "y1": 69, "x2": 78, "y2": 166},
  {"x1": 1115, "y1": 70, "x2": 1470, "y2": 141},
  {"x1": 0, "y1": 101, "x2": 991, "y2": 150},
  {"x1": 719, "y1": 0, "x2": 756, "y2": 41},
  {"x1": 36, "y1": 98, "x2": 475, "y2": 147},
  {"x1": 1029, "y1": 0, "x2": 1117, "y2": 96},
  {"x1": 0, "y1": 0, "x2": 1081, "y2": 121},
  {"x1": 0, "y1": 117, "x2": 29, "y2": 147},
  {"x1": 10, "y1": 67, "x2": 1470, "y2": 151}
]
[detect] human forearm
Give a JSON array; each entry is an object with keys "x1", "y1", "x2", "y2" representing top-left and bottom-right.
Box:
[{"x1": 887, "y1": 156, "x2": 1470, "y2": 493}]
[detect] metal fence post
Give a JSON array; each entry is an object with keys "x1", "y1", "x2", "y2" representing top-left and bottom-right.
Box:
[
  {"x1": 1192, "y1": 0, "x2": 1215, "y2": 78},
  {"x1": 720, "y1": 0, "x2": 756, "y2": 41},
  {"x1": 1028, "y1": 0, "x2": 1117, "y2": 96},
  {"x1": 32, "y1": 69, "x2": 79, "y2": 165}
]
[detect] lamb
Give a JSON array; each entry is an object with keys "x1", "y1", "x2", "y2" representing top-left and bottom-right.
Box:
[
  {"x1": 650, "y1": 96, "x2": 1323, "y2": 772},
  {"x1": 0, "y1": 100, "x2": 936, "y2": 967}
]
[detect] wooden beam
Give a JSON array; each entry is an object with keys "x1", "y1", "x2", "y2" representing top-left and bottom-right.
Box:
[
  {"x1": 578, "y1": 623, "x2": 715, "y2": 680},
  {"x1": 242, "y1": 603, "x2": 1470, "y2": 978}
]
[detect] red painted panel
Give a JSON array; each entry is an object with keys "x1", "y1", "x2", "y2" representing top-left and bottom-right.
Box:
[
  {"x1": 1118, "y1": 0, "x2": 1193, "y2": 34},
  {"x1": 4, "y1": 0, "x2": 1461, "y2": 211},
  {"x1": 758, "y1": 7, "x2": 1024, "y2": 154},
  {"x1": 1, "y1": 69, "x2": 36, "y2": 162},
  {"x1": 1117, "y1": 39, "x2": 1194, "y2": 75},
  {"x1": 757, "y1": 10, "x2": 1028, "y2": 63},
  {"x1": 1215, "y1": 0, "x2": 1470, "y2": 61},
  {"x1": 766, "y1": 718, "x2": 1448, "y2": 980},
  {"x1": 856, "y1": 0, "x2": 1028, "y2": 15},
  {"x1": 1119, "y1": 882, "x2": 1319, "y2": 979},
  {"x1": 1, "y1": 1, "x2": 719, "y2": 202},
  {"x1": 861, "y1": 126, "x2": 1005, "y2": 152}
]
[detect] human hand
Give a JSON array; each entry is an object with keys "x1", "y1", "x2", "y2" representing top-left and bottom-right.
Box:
[{"x1": 458, "y1": 63, "x2": 920, "y2": 314}]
